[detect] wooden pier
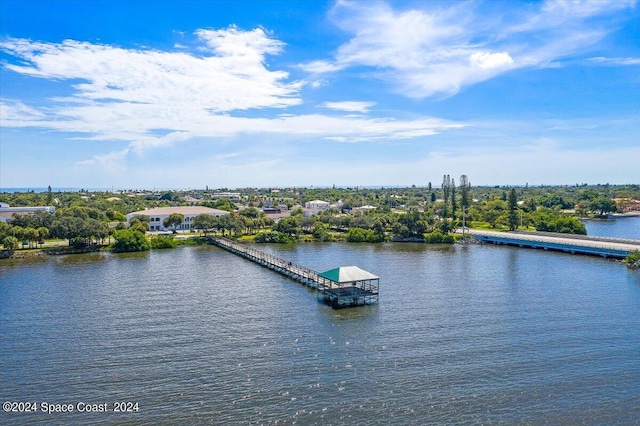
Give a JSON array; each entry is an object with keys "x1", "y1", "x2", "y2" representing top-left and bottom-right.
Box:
[{"x1": 210, "y1": 237, "x2": 379, "y2": 308}]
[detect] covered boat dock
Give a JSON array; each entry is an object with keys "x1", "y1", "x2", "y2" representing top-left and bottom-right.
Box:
[{"x1": 317, "y1": 266, "x2": 379, "y2": 309}]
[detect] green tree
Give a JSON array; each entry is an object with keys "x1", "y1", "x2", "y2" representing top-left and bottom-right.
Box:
[
  {"x1": 129, "y1": 217, "x2": 149, "y2": 233},
  {"x1": 36, "y1": 227, "x2": 49, "y2": 247},
  {"x1": 346, "y1": 227, "x2": 368, "y2": 242},
  {"x1": 372, "y1": 219, "x2": 386, "y2": 237},
  {"x1": 589, "y1": 197, "x2": 617, "y2": 216},
  {"x1": 532, "y1": 208, "x2": 586, "y2": 234},
  {"x1": 442, "y1": 174, "x2": 450, "y2": 219},
  {"x1": 459, "y1": 175, "x2": 470, "y2": 211},
  {"x1": 50, "y1": 216, "x2": 85, "y2": 245},
  {"x1": 217, "y1": 214, "x2": 243, "y2": 236},
  {"x1": 508, "y1": 188, "x2": 518, "y2": 231},
  {"x1": 239, "y1": 207, "x2": 261, "y2": 218},
  {"x1": 9, "y1": 211, "x2": 54, "y2": 229},
  {"x1": 113, "y1": 230, "x2": 150, "y2": 252},
  {"x1": 0, "y1": 222, "x2": 11, "y2": 241},
  {"x1": 481, "y1": 200, "x2": 508, "y2": 228},
  {"x1": 105, "y1": 209, "x2": 127, "y2": 222},
  {"x1": 255, "y1": 231, "x2": 296, "y2": 244},
  {"x1": 346, "y1": 227, "x2": 384, "y2": 243},
  {"x1": 2, "y1": 235, "x2": 19, "y2": 251},
  {"x1": 451, "y1": 178, "x2": 457, "y2": 220},
  {"x1": 393, "y1": 211, "x2": 430, "y2": 238},
  {"x1": 203, "y1": 198, "x2": 237, "y2": 212},
  {"x1": 192, "y1": 214, "x2": 218, "y2": 235},
  {"x1": 274, "y1": 216, "x2": 300, "y2": 237},
  {"x1": 163, "y1": 213, "x2": 185, "y2": 233}
]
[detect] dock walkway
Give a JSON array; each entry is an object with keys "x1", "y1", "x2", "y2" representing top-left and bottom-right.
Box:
[
  {"x1": 210, "y1": 237, "x2": 321, "y2": 288},
  {"x1": 209, "y1": 237, "x2": 379, "y2": 308}
]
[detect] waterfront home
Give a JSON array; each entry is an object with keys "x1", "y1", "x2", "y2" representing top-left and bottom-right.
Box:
[
  {"x1": 615, "y1": 198, "x2": 640, "y2": 213},
  {"x1": 126, "y1": 206, "x2": 229, "y2": 231}
]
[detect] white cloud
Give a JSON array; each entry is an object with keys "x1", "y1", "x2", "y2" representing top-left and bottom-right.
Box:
[
  {"x1": 588, "y1": 56, "x2": 640, "y2": 66},
  {"x1": 1, "y1": 30, "x2": 301, "y2": 114},
  {"x1": 0, "y1": 27, "x2": 466, "y2": 166},
  {"x1": 77, "y1": 148, "x2": 130, "y2": 172},
  {"x1": 310, "y1": 79, "x2": 328, "y2": 89},
  {"x1": 301, "y1": 0, "x2": 636, "y2": 98},
  {"x1": 0, "y1": 100, "x2": 46, "y2": 126},
  {"x1": 302, "y1": 60, "x2": 343, "y2": 74},
  {"x1": 469, "y1": 52, "x2": 514, "y2": 71},
  {"x1": 320, "y1": 101, "x2": 376, "y2": 113},
  {"x1": 195, "y1": 26, "x2": 284, "y2": 57}
]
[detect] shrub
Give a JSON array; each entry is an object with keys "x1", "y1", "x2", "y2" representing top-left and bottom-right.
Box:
[
  {"x1": 70, "y1": 237, "x2": 88, "y2": 249},
  {"x1": 149, "y1": 235, "x2": 178, "y2": 249},
  {"x1": 346, "y1": 227, "x2": 385, "y2": 243},
  {"x1": 113, "y1": 230, "x2": 150, "y2": 253},
  {"x1": 625, "y1": 250, "x2": 640, "y2": 267},
  {"x1": 254, "y1": 231, "x2": 297, "y2": 244},
  {"x1": 532, "y1": 208, "x2": 586, "y2": 234},
  {"x1": 346, "y1": 227, "x2": 368, "y2": 242},
  {"x1": 424, "y1": 231, "x2": 455, "y2": 244}
]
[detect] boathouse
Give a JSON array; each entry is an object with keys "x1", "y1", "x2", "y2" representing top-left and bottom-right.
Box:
[{"x1": 317, "y1": 266, "x2": 379, "y2": 308}]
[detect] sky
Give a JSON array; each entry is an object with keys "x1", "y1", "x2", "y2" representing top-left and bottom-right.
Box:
[{"x1": 1, "y1": 0, "x2": 639, "y2": 190}]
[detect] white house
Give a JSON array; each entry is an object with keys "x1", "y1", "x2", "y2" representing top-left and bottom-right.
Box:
[
  {"x1": 304, "y1": 200, "x2": 330, "y2": 212},
  {"x1": 126, "y1": 206, "x2": 229, "y2": 231}
]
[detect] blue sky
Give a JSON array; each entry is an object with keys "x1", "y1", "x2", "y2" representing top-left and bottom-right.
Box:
[{"x1": 1, "y1": 0, "x2": 639, "y2": 189}]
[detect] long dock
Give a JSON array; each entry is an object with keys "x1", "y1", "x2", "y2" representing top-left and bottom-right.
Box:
[
  {"x1": 210, "y1": 237, "x2": 379, "y2": 308},
  {"x1": 467, "y1": 229, "x2": 640, "y2": 259}
]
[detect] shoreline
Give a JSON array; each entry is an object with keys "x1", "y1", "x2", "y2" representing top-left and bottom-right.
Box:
[{"x1": 2, "y1": 238, "x2": 637, "y2": 269}]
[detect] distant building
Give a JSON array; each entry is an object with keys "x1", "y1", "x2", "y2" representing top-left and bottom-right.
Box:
[
  {"x1": 211, "y1": 192, "x2": 242, "y2": 200},
  {"x1": 305, "y1": 200, "x2": 330, "y2": 212},
  {"x1": 330, "y1": 200, "x2": 343, "y2": 210},
  {"x1": 126, "y1": 206, "x2": 229, "y2": 231},
  {"x1": 352, "y1": 205, "x2": 377, "y2": 214},
  {"x1": 615, "y1": 198, "x2": 640, "y2": 213},
  {"x1": 0, "y1": 204, "x2": 56, "y2": 223},
  {"x1": 262, "y1": 207, "x2": 282, "y2": 214},
  {"x1": 183, "y1": 195, "x2": 204, "y2": 204}
]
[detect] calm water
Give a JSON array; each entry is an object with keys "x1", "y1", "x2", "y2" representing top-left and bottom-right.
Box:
[
  {"x1": 584, "y1": 216, "x2": 640, "y2": 240},
  {"x1": 2, "y1": 241, "x2": 640, "y2": 425}
]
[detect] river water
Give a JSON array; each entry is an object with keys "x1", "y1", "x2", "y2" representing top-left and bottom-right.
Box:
[
  {"x1": 583, "y1": 216, "x2": 640, "y2": 240},
  {"x1": 2, "y1": 228, "x2": 640, "y2": 425}
]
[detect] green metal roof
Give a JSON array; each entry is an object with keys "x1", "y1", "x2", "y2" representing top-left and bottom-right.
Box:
[{"x1": 318, "y1": 266, "x2": 379, "y2": 283}]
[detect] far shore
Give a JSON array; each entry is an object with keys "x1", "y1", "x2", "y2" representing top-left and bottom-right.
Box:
[{"x1": 611, "y1": 211, "x2": 640, "y2": 217}]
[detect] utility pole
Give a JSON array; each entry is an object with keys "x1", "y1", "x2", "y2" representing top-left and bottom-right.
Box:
[{"x1": 520, "y1": 209, "x2": 523, "y2": 229}]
